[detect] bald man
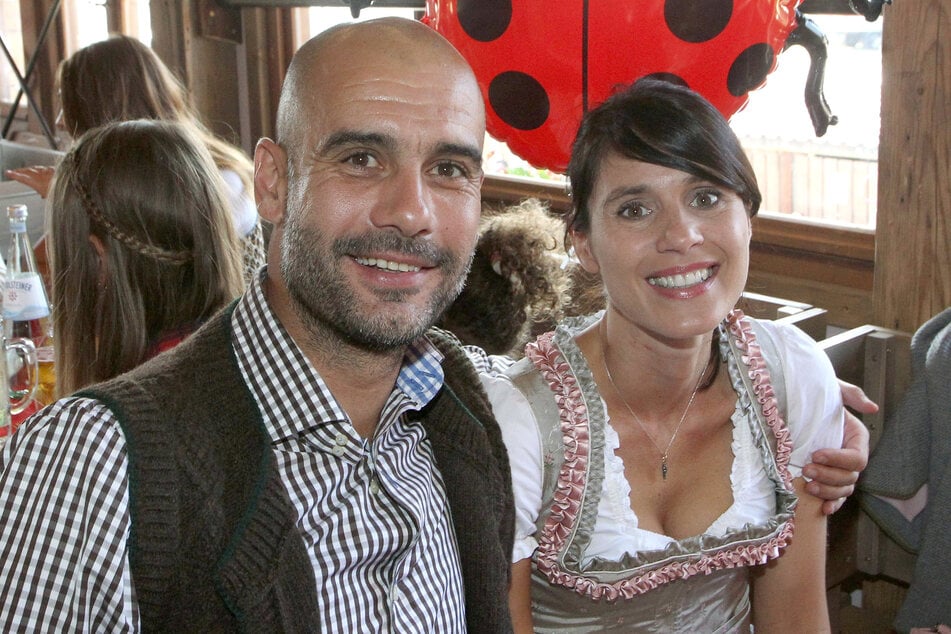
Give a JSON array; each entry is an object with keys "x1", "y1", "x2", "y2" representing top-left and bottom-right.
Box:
[{"x1": 0, "y1": 18, "x2": 512, "y2": 633}]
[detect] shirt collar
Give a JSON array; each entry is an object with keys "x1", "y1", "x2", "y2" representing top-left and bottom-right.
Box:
[{"x1": 230, "y1": 271, "x2": 446, "y2": 443}]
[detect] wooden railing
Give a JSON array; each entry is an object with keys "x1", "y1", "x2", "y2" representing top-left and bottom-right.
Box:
[{"x1": 819, "y1": 324, "x2": 915, "y2": 628}]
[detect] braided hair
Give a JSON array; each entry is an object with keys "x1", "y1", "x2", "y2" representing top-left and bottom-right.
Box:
[{"x1": 48, "y1": 119, "x2": 244, "y2": 395}]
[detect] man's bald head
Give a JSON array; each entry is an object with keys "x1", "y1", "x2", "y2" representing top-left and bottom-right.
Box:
[{"x1": 276, "y1": 17, "x2": 484, "y2": 163}]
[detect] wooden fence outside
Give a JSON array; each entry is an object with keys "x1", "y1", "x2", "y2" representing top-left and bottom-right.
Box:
[{"x1": 743, "y1": 144, "x2": 878, "y2": 228}]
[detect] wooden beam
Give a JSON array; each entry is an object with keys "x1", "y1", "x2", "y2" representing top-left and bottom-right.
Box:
[
  {"x1": 873, "y1": 0, "x2": 951, "y2": 331},
  {"x1": 145, "y1": 1, "x2": 304, "y2": 154},
  {"x1": 239, "y1": 7, "x2": 296, "y2": 149},
  {"x1": 16, "y1": 0, "x2": 65, "y2": 140},
  {"x1": 197, "y1": 0, "x2": 243, "y2": 44}
]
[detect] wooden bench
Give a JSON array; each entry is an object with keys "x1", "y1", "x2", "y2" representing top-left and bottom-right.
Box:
[
  {"x1": 818, "y1": 324, "x2": 916, "y2": 628},
  {"x1": 738, "y1": 291, "x2": 829, "y2": 341}
]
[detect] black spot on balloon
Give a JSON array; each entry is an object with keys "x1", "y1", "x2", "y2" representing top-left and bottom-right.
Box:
[
  {"x1": 643, "y1": 72, "x2": 689, "y2": 88},
  {"x1": 457, "y1": 0, "x2": 512, "y2": 42},
  {"x1": 488, "y1": 71, "x2": 550, "y2": 131},
  {"x1": 664, "y1": 0, "x2": 733, "y2": 43},
  {"x1": 727, "y1": 43, "x2": 774, "y2": 97}
]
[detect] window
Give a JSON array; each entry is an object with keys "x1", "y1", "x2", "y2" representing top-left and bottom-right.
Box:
[
  {"x1": 0, "y1": 1, "x2": 119, "y2": 107},
  {"x1": 62, "y1": 0, "x2": 109, "y2": 52},
  {"x1": 730, "y1": 13, "x2": 882, "y2": 229},
  {"x1": 0, "y1": 0, "x2": 25, "y2": 103},
  {"x1": 479, "y1": 13, "x2": 884, "y2": 231},
  {"x1": 0, "y1": 0, "x2": 153, "y2": 144}
]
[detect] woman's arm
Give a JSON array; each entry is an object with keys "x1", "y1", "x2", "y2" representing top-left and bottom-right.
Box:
[
  {"x1": 751, "y1": 477, "x2": 830, "y2": 633},
  {"x1": 477, "y1": 366, "x2": 546, "y2": 633},
  {"x1": 509, "y1": 558, "x2": 535, "y2": 634}
]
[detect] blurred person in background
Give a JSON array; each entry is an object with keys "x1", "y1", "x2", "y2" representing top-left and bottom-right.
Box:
[
  {"x1": 6, "y1": 35, "x2": 265, "y2": 283},
  {"x1": 47, "y1": 119, "x2": 244, "y2": 395}
]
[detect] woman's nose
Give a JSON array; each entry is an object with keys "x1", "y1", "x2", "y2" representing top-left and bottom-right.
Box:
[{"x1": 657, "y1": 208, "x2": 703, "y2": 252}]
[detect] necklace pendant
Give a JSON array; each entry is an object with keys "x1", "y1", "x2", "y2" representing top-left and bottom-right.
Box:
[{"x1": 661, "y1": 456, "x2": 668, "y2": 480}]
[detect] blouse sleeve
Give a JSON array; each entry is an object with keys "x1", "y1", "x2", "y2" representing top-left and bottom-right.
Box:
[
  {"x1": 761, "y1": 320, "x2": 845, "y2": 478},
  {"x1": 479, "y1": 368, "x2": 546, "y2": 563}
]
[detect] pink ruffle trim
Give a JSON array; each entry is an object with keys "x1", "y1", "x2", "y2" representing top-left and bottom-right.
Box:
[
  {"x1": 525, "y1": 311, "x2": 796, "y2": 600},
  {"x1": 725, "y1": 309, "x2": 795, "y2": 487}
]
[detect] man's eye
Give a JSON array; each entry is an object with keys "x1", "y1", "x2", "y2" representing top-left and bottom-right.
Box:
[
  {"x1": 344, "y1": 152, "x2": 378, "y2": 169},
  {"x1": 432, "y1": 162, "x2": 467, "y2": 178}
]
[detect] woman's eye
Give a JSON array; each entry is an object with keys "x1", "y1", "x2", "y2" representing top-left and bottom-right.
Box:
[
  {"x1": 691, "y1": 190, "x2": 720, "y2": 208},
  {"x1": 618, "y1": 201, "x2": 653, "y2": 218}
]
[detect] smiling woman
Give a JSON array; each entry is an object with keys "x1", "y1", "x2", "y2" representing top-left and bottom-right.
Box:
[{"x1": 485, "y1": 77, "x2": 845, "y2": 633}]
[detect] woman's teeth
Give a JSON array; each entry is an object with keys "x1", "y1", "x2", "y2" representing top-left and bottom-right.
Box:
[{"x1": 648, "y1": 267, "x2": 712, "y2": 289}]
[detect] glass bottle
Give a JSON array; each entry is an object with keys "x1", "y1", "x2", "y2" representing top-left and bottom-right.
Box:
[{"x1": 4, "y1": 204, "x2": 54, "y2": 409}]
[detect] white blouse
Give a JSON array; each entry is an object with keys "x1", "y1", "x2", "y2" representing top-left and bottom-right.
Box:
[{"x1": 480, "y1": 316, "x2": 845, "y2": 565}]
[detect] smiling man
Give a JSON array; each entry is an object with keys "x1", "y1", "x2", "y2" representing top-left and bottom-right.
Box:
[{"x1": 0, "y1": 18, "x2": 512, "y2": 633}]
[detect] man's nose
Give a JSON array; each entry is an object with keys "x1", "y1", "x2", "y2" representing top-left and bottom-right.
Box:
[{"x1": 370, "y1": 169, "x2": 434, "y2": 237}]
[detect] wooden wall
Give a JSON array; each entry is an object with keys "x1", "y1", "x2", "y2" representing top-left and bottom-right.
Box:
[{"x1": 149, "y1": 0, "x2": 294, "y2": 156}]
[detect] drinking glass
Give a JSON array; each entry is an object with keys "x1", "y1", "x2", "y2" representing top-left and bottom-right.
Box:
[{"x1": 0, "y1": 336, "x2": 38, "y2": 448}]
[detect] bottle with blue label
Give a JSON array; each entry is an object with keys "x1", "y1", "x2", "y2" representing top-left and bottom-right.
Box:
[{"x1": 4, "y1": 204, "x2": 51, "y2": 339}]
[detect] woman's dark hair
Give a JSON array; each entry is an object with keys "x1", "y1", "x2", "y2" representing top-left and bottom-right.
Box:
[{"x1": 565, "y1": 77, "x2": 761, "y2": 240}]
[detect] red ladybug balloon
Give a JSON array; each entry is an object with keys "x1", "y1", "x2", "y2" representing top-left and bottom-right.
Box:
[{"x1": 423, "y1": 0, "x2": 804, "y2": 173}]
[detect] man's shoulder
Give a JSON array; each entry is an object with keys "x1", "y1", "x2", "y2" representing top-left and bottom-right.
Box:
[
  {"x1": 7, "y1": 397, "x2": 126, "y2": 464},
  {"x1": 76, "y1": 311, "x2": 258, "y2": 446}
]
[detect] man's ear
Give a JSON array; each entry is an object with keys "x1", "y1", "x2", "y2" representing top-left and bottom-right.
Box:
[{"x1": 254, "y1": 138, "x2": 288, "y2": 225}]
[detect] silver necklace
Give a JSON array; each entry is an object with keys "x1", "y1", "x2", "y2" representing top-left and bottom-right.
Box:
[{"x1": 598, "y1": 319, "x2": 709, "y2": 481}]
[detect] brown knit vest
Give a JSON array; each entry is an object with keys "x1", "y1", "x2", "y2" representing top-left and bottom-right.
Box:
[{"x1": 80, "y1": 311, "x2": 514, "y2": 633}]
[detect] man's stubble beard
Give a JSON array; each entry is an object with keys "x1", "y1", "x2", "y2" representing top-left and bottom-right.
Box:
[{"x1": 279, "y1": 204, "x2": 473, "y2": 353}]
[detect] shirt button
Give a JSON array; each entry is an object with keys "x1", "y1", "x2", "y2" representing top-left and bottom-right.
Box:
[
  {"x1": 334, "y1": 433, "x2": 348, "y2": 446},
  {"x1": 369, "y1": 477, "x2": 380, "y2": 495},
  {"x1": 331, "y1": 445, "x2": 346, "y2": 457}
]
